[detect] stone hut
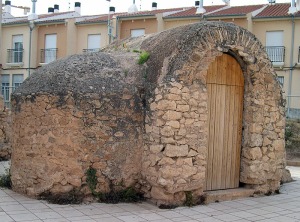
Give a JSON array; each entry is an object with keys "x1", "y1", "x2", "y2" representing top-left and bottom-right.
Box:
[{"x1": 11, "y1": 22, "x2": 286, "y2": 206}]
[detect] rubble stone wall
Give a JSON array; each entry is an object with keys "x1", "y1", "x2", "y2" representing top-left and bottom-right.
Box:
[
  {"x1": 0, "y1": 96, "x2": 12, "y2": 161},
  {"x1": 11, "y1": 92, "x2": 144, "y2": 196},
  {"x1": 140, "y1": 23, "x2": 286, "y2": 204},
  {"x1": 10, "y1": 22, "x2": 286, "y2": 205}
]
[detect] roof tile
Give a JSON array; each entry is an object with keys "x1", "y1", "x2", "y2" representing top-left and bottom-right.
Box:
[
  {"x1": 255, "y1": 3, "x2": 300, "y2": 18},
  {"x1": 207, "y1": 5, "x2": 266, "y2": 16},
  {"x1": 166, "y1": 5, "x2": 225, "y2": 18}
]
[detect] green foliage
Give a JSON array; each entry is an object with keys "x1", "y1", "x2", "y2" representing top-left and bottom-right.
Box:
[
  {"x1": 86, "y1": 167, "x2": 98, "y2": 195},
  {"x1": 138, "y1": 51, "x2": 150, "y2": 65},
  {"x1": 99, "y1": 187, "x2": 144, "y2": 204},
  {"x1": 85, "y1": 167, "x2": 144, "y2": 204},
  {"x1": 285, "y1": 120, "x2": 300, "y2": 152},
  {"x1": 132, "y1": 49, "x2": 142, "y2": 53},
  {"x1": 39, "y1": 190, "x2": 84, "y2": 205},
  {"x1": 184, "y1": 191, "x2": 194, "y2": 207},
  {"x1": 0, "y1": 169, "x2": 11, "y2": 189},
  {"x1": 124, "y1": 69, "x2": 128, "y2": 77},
  {"x1": 285, "y1": 125, "x2": 293, "y2": 141}
]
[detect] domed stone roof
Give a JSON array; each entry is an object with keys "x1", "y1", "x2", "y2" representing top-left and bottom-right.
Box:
[{"x1": 13, "y1": 52, "x2": 145, "y2": 97}]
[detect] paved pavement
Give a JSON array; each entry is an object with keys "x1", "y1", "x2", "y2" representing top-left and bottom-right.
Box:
[{"x1": 0, "y1": 162, "x2": 300, "y2": 222}]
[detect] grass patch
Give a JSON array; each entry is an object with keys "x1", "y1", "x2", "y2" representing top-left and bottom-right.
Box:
[
  {"x1": 184, "y1": 191, "x2": 194, "y2": 207},
  {"x1": 86, "y1": 167, "x2": 144, "y2": 204},
  {"x1": 138, "y1": 51, "x2": 150, "y2": 65}
]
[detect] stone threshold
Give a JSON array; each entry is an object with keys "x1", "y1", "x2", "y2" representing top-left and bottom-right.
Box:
[
  {"x1": 287, "y1": 160, "x2": 300, "y2": 167},
  {"x1": 203, "y1": 188, "x2": 255, "y2": 204}
]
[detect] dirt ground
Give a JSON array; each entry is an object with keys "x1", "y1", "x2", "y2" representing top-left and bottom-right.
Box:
[{"x1": 286, "y1": 119, "x2": 300, "y2": 162}]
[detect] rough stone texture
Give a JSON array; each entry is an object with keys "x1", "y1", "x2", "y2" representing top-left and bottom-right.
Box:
[
  {"x1": 0, "y1": 96, "x2": 12, "y2": 161},
  {"x1": 11, "y1": 22, "x2": 287, "y2": 205},
  {"x1": 11, "y1": 53, "x2": 145, "y2": 196}
]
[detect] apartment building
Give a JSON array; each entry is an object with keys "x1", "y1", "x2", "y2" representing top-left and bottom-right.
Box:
[{"x1": 1, "y1": 0, "x2": 300, "y2": 117}]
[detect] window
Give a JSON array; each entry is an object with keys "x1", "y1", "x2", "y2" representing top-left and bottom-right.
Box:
[
  {"x1": 277, "y1": 76, "x2": 284, "y2": 86},
  {"x1": 265, "y1": 31, "x2": 285, "y2": 63},
  {"x1": 12, "y1": 74, "x2": 23, "y2": 89},
  {"x1": 131, "y1": 29, "x2": 145, "y2": 38},
  {"x1": 41, "y1": 34, "x2": 57, "y2": 63},
  {"x1": 84, "y1": 34, "x2": 101, "y2": 52},
  {"x1": 7, "y1": 35, "x2": 24, "y2": 63},
  {"x1": 1, "y1": 75, "x2": 10, "y2": 107}
]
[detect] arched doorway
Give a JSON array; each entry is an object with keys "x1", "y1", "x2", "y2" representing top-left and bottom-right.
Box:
[{"x1": 205, "y1": 53, "x2": 244, "y2": 191}]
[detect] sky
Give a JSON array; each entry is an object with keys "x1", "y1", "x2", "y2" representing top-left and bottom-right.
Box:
[{"x1": 4, "y1": 0, "x2": 292, "y2": 16}]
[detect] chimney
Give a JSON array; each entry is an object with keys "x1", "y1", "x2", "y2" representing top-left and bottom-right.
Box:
[
  {"x1": 109, "y1": 6, "x2": 115, "y2": 14},
  {"x1": 4, "y1": 1, "x2": 11, "y2": 14},
  {"x1": 289, "y1": 0, "x2": 297, "y2": 14},
  {"x1": 54, "y1": 4, "x2": 59, "y2": 13},
  {"x1": 128, "y1": 0, "x2": 138, "y2": 13},
  {"x1": 195, "y1": 1, "x2": 200, "y2": 7},
  {"x1": 48, "y1": 7, "x2": 54, "y2": 13},
  {"x1": 31, "y1": 0, "x2": 37, "y2": 14},
  {"x1": 196, "y1": 0, "x2": 206, "y2": 14},
  {"x1": 152, "y1": 2, "x2": 157, "y2": 10},
  {"x1": 75, "y1": 2, "x2": 81, "y2": 15}
]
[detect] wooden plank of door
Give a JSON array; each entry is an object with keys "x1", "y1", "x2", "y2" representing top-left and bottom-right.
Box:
[
  {"x1": 231, "y1": 86, "x2": 240, "y2": 188},
  {"x1": 212, "y1": 82, "x2": 223, "y2": 190},
  {"x1": 221, "y1": 81, "x2": 231, "y2": 189},
  {"x1": 216, "y1": 85, "x2": 226, "y2": 189},
  {"x1": 234, "y1": 86, "x2": 244, "y2": 187},
  {"x1": 205, "y1": 83, "x2": 212, "y2": 191}
]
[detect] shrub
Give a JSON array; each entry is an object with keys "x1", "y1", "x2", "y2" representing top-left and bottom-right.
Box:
[
  {"x1": 0, "y1": 168, "x2": 11, "y2": 188},
  {"x1": 138, "y1": 51, "x2": 150, "y2": 65}
]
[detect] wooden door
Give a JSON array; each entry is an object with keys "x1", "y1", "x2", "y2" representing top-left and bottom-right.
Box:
[{"x1": 205, "y1": 54, "x2": 244, "y2": 191}]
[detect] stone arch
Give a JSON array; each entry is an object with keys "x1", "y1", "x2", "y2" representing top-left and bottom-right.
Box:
[{"x1": 141, "y1": 22, "x2": 285, "y2": 205}]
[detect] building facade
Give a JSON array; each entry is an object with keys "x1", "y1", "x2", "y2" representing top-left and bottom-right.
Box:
[{"x1": 1, "y1": 1, "x2": 300, "y2": 117}]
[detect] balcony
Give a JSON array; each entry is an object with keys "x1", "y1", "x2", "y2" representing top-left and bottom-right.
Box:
[
  {"x1": 6, "y1": 49, "x2": 24, "y2": 67},
  {"x1": 265, "y1": 46, "x2": 285, "y2": 67},
  {"x1": 40, "y1": 48, "x2": 58, "y2": 64},
  {"x1": 83, "y1": 48, "x2": 100, "y2": 53}
]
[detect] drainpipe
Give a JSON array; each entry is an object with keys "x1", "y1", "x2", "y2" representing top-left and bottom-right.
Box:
[
  {"x1": 287, "y1": 14, "x2": 295, "y2": 118},
  {"x1": 107, "y1": 1, "x2": 111, "y2": 44},
  {"x1": 28, "y1": 21, "x2": 35, "y2": 77}
]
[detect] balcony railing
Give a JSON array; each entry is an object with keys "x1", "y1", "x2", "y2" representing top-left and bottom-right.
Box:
[
  {"x1": 265, "y1": 46, "x2": 285, "y2": 63},
  {"x1": 6, "y1": 49, "x2": 24, "y2": 64},
  {"x1": 40, "y1": 48, "x2": 58, "y2": 64},
  {"x1": 83, "y1": 48, "x2": 101, "y2": 53}
]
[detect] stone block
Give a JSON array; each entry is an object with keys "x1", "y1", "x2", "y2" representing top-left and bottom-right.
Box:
[
  {"x1": 151, "y1": 186, "x2": 174, "y2": 202},
  {"x1": 156, "y1": 100, "x2": 177, "y2": 110},
  {"x1": 166, "y1": 121, "x2": 180, "y2": 129},
  {"x1": 162, "y1": 111, "x2": 182, "y2": 121},
  {"x1": 150, "y1": 145, "x2": 164, "y2": 153},
  {"x1": 164, "y1": 144, "x2": 189, "y2": 157},
  {"x1": 160, "y1": 126, "x2": 175, "y2": 137}
]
